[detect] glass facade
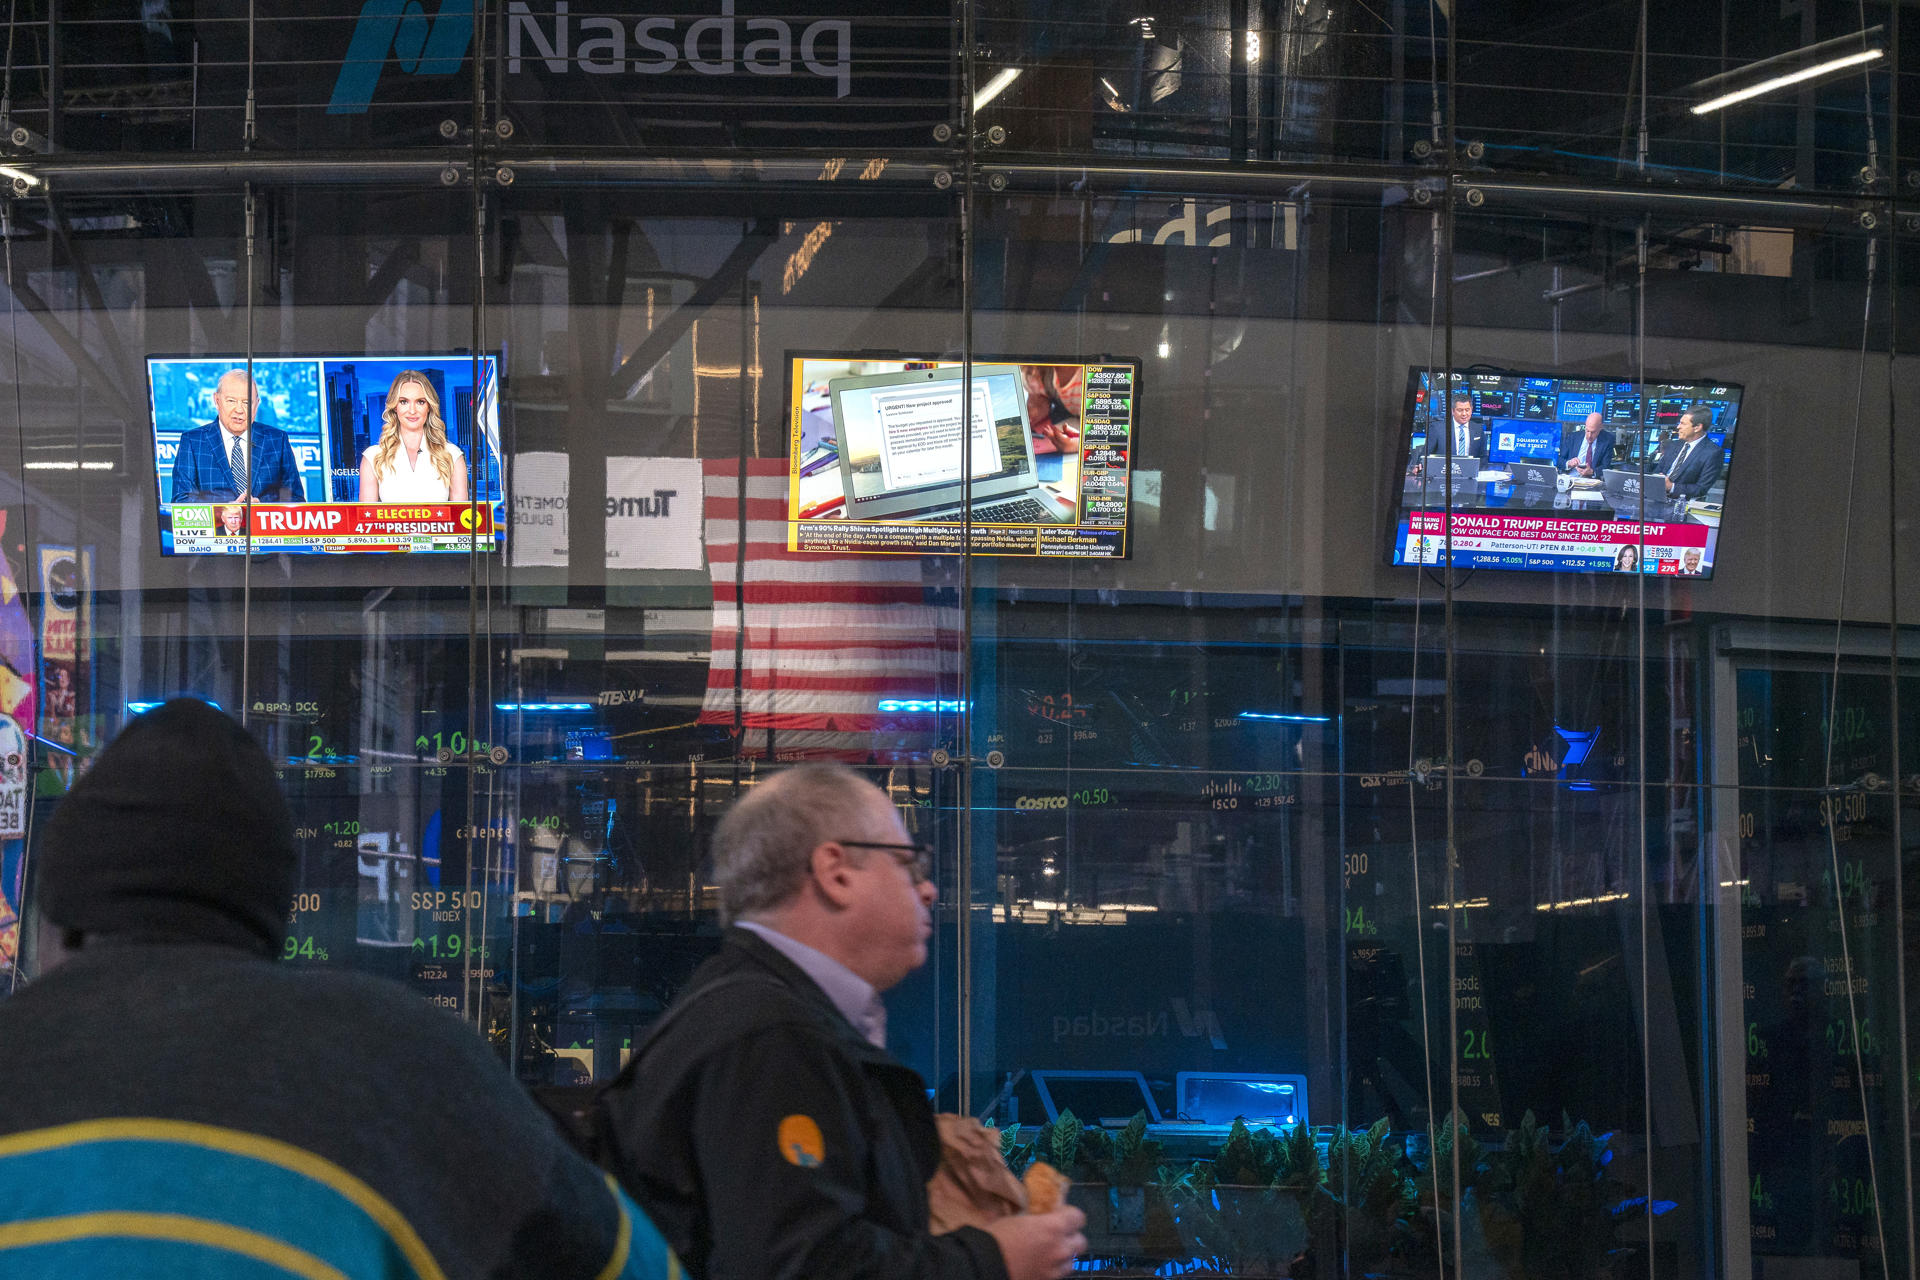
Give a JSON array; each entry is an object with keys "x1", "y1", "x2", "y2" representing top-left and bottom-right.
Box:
[{"x1": 0, "y1": 2, "x2": 1915, "y2": 1275}]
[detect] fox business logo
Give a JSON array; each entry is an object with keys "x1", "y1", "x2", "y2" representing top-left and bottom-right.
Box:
[{"x1": 329, "y1": 0, "x2": 855, "y2": 115}]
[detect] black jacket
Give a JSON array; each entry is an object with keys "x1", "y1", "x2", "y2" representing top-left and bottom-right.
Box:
[{"x1": 601, "y1": 927, "x2": 1009, "y2": 1280}]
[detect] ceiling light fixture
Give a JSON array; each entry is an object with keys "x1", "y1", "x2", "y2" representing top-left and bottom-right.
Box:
[
  {"x1": 973, "y1": 68, "x2": 1021, "y2": 111},
  {"x1": 1691, "y1": 47, "x2": 1882, "y2": 115}
]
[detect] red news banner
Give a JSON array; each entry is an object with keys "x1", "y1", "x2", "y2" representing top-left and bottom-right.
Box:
[{"x1": 171, "y1": 502, "x2": 496, "y2": 552}]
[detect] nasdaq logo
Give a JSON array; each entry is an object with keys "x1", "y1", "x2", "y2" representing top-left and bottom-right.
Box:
[
  {"x1": 329, "y1": 0, "x2": 853, "y2": 114},
  {"x1": 329, "y1": 0, "x2": 474, "y2": 115}
]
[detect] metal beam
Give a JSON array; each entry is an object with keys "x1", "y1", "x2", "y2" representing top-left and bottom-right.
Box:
[
  {"x1": 0, "y1": 272, "x2": 139, "y2": 425},
  {"x1": 605, "y1": 218, "x2": 777, "y2": 403},
  {"x1": 351, "y1": 237, "x2": 422, "y2": 328}
]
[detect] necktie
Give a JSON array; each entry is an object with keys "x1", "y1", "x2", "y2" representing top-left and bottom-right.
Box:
[
  {"x1": 1668, "y1": 441, "x2": 1692, "y2": 477},
  {"x1": 1456, "y1": 425, "x2": 1470, "y2": 455},
  {"x1": 1580, "y1": 438, "x2": 1592, "y2": 467},
  {"x1": 229, "y1": 435, "x2": 248, "y2": 495}
]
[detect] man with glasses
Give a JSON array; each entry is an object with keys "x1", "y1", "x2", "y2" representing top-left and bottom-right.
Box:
[{"x1": 602, "y1": 763, "x2": 1086, "y2": 1280}]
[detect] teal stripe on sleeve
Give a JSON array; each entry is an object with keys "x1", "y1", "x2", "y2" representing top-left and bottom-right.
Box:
[{"x1": 0, "y1": 1133, "x2": 429, "y2": 1280}]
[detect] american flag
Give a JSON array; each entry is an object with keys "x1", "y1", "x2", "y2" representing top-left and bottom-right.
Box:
[{"x1": 697, "y1": 459, "x2": 961, "y2": 761}]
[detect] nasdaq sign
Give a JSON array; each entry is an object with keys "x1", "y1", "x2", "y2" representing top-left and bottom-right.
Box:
[
  {"x1": 329, "y1": 0, "x2": 473, "y2": 114},
  {"x1": 325, "y1": 0, "x2": 944, "y2": 136}
]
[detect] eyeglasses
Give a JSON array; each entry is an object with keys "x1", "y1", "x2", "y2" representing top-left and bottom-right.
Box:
[{"x1": 835, "y1": 839, "x2": 933, "y2": 884}]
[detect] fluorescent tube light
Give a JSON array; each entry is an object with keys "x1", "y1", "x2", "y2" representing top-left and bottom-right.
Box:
[
  {"x1": 1691, "y1": 47, "x2": 1881, "y2": 115},
  {"x1": 973, "y1": 68, "x2": 1021, "y2": 111}
]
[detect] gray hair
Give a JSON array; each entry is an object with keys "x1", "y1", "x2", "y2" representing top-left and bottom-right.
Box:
[
  {"x1": 214, "y1": 369, "x2": 259, "y2": 398},
  {"x1": 711, "y1": 763, "x2": 885, "y2": 924}
]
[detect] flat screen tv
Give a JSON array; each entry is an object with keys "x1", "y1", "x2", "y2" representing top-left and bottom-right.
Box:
[
  {"x1": 147, "y1": 354, "x2": 503, "y2": 555},
  {"x1": 784, "y1": 353, "x2": 1137, "y2": 559},
  {"x1": 1388, "y1": 368, "x2": 1741, "y2": 578}
]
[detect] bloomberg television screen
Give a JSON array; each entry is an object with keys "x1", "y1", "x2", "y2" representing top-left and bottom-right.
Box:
[
  {"x1": 1389, "y1": 368, "x2": 1742, "y2": 578},
  {"x1": 785, "y1": 353, "x2": 1137, "y2": 558},
  {"x1": 148, "y1": 355, "x2": 503, "y2": 555}
]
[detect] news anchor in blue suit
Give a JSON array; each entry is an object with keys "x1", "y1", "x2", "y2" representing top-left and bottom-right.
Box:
[
  {"x1": 1655, "y1": 406, "x2": 1724, "y2": 500},
  {"x1": 168, "y1": 369, "x2": 306, "y2": 504}
]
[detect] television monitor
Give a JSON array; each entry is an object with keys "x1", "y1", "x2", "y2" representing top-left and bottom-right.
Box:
[
  {"x1": 1031, "y1": 1070, "x2": 1163, "y2": 1126},
  {"x1": 1175, "y1": 1071, "x2": 1309, "y2": 1127},
  {"x1": 784, "y1": 353, "x2": 1138, "y2": 558},
  {"x1": 1389, "y1": 368, "x2": 1740, "y2": 578},
  {"x1": 147, "y1": 354, "x2": 503, "y2": 555}
]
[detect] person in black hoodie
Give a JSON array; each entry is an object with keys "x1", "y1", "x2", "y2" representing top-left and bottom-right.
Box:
[
  {"x1": 601, "y1": 762, "x2": 1086, "y2": 1280},
  {"x1": 0, "y1": 698, "x2": 677, "y2": 1279}
]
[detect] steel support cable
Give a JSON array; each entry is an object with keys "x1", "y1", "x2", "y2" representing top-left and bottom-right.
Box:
[
  {"x1": 1404, "y1": 7, "x2": 1447, "y2": 1274},
  {"x1": 953, "y1": 0, "x2": 976, "y2": 1121},
  {"x1": 1819, "y1": 228, "x2": 1894, "y2": 1280},
  {"x1": 1, "y1": 0, "x2": 18, "y2": 129},
  {"x1": 461, "y1": 0, "x2": 486, "y2": 1025},
  {"x1": 1881, "y1": 9, "x2": 1918, "y2": 1276},
  {"x1": 1399, "y1": 0, "x2": 1449, "y2": 1266},
  {"x1": 3, "y1": 202, "x2": 31, "y2": 994},
  {"x1": 1632, "y1": 3, "x2": 1655, "y2": 1276},
  {"x1": 1440, "y1": 3, "x2": 1463, "y2": 1275},
  {"x1": 239, "y1": 185, "x2": 255, "y2": 723}
]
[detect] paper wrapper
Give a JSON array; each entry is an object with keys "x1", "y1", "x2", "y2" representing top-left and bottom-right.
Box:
[{"x1": 928, "y1": 1115, "x2": 1029, "y2": 1234}]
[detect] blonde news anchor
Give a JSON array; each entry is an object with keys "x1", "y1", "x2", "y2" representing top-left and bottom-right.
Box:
[{"x1": 357, "y1": 371, "x2": 469, "y2": 504}]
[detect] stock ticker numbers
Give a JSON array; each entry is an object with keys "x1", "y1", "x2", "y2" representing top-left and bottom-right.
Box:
[
  {"x1": 1449, "y1": 943, "x2": 1503, "y2": 1129},
  {"x1": 413, "y1": 729, "x2": 498, "y2": 760},
  {"x1": 1737, "y1": 760, "x2": 1894, "y2": 1264}
]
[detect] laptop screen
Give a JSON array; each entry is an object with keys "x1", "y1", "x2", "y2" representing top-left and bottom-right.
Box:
[
  {"x1": 835, "y1": 369, "x2": 1031, "y2": 510},
  {"x1": 1034, "y1": 1073, "x2": 1159, "y2": 1126},
  {"x1": 1180, "y1": 1076, "x2": 1301, "y2": 1126}
]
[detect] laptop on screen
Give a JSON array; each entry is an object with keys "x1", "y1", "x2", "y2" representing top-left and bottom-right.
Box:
[
  {"x1": 1601, "y1": 468, "x2": 1655, "y2": 503},
  {"x1": 828, "y1": 366, "x2": 1073, "y2": 524}
]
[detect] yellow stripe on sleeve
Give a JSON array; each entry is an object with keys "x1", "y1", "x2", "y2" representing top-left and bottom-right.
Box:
[
  {"x1": 594, "y1": 1174, "x2": 633, "y2": 1280},
  {"x1": 0, "y1": 1210, "x2": 349, "y2": 1280},
  {"x1": 0, "y1": 1119, "x2": 444, "y2": 1280}
]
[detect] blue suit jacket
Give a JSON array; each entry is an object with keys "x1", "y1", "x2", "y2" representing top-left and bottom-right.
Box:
[
  {"x1": 169, "y1": 421, "x2": 306, "y2": 503},
  {"x1": 1560, "y1": 427, "x2": 1616, "y2": 472},
  {"x1": 1656, "y1": 437, "x2": 1724, "y2": 500}
]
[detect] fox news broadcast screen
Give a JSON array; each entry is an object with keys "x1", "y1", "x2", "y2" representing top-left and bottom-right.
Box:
[
  {"x1": 1389, "y1": 367, "x2": 1742, "y2": 579},
  {"x1": 147, "y1": 354, "x2": 503, "y2": 555}
]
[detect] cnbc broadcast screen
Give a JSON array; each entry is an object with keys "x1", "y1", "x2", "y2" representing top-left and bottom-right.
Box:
[
  {"x1": 784, "y1": 353, "x2": 1138, "y2": 558},
  {"x1": 147, "y1": 354, "x2": 503, "y2": 555},
  {"x1": 1389, "y1": 367, "x2": 1742, "y2": 578}
]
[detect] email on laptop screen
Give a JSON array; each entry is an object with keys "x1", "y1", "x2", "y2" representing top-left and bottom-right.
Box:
[{"x1": 837, "y1": 369, "x2": 1029, "y2": 508}]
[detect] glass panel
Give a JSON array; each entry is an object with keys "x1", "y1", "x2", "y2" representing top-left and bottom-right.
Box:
[
  {"x1": 1453, "y1": 1, "x2": 1891, "y2": 195},
  {"x1": 1, "y1": 11, "x2": 1916, "y2": 1280},
  {"x1": 480, "y1": 198, "x2": 969, "y2": 1087}
]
